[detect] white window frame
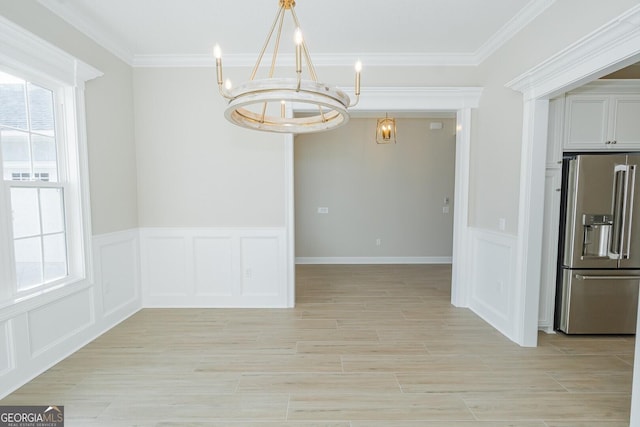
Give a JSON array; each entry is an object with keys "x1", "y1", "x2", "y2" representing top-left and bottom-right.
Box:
[{"x1": 0, "y1": 16, "x2": 102, "y2": 304}]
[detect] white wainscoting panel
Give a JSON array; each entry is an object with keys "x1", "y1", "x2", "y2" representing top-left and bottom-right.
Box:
[
  {"x1": 468, "y1": 228, "x2": 518, "y2": 341},
  {"x1": 140, "y1": 228, "x2": 288, "y2": 307},
  {"x1": 92, "y1": 229, "x2": 142, "y2": 327},
  {"x1": 145, "y1": 236, "x2": 189, "y2": 296},
  {"x1": 0, "y1": 228, "x2": 141, "y2": 399},
  {"x1": 28, "y1": 288, "x2": 95, "y2": 357},
  {"x1": 96, "y1": 234, "x2": 140, "y2": 317},
  {"x1": 194, "y1": 237, "x2": 234, "y2": 297},
  {"x1": 241, "y1": 236, "x2": 281, "y2": 297}
]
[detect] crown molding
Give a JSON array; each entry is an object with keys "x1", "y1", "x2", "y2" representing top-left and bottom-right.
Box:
[
  {"x1": 506, "y1": 4, "x2": 640, "y2": 100},
  {"x1": 132, "y1": 52, "x2": 479, "y2": 68},
  {"x1": 37, "y1": 0, "x2": 134, "y2": 65},
  {"x1": 38, "y1": 0, "x2": 556, "y2": 69},
  {"x1": 475, "y1": 0, "x2": 556, "y2": 63},
  {"x1": 132, "y1": 0, "x2": 556, "y2": 70}
]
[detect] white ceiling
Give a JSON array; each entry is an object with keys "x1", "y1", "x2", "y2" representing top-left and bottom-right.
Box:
[{"x1": 37, "y1": 0, "x2": 555, "y2": 67}]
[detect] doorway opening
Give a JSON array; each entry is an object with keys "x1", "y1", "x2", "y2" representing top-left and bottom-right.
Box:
[
  {"x1": 293, "y1": 115, "x2": 457, "y2": 267},
  {"x1": 281, "y1": 87, "x2": 482, "y2": 307}
]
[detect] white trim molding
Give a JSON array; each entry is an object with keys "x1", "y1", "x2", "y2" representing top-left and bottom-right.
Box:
[
  {"x1": 0, "y1": 15, "x2": 102, "y2": 87},
  {"x1": 284, "y1": 132, "x2": 296, "y2": 308},
  {"x1": 503, "y1": 4, "x2": 640, "y2": 421},
  {"x1": 475, "y1": 0, "x2": 556, "y2": 64},
  {"x1": 451, "y1": 108, "x2": 473, "y2": 308},
  {"x1": 292, "y1": 87, "x2": 483, "y2": 114},
  {"x1": 133, "y1": 52, "x2": 480, "y2": 68},
  {"x1": 39, "y1": 0, "x2": 554, "y2": 68},
  {"x1": 287, "y1": 87, "x2": 482, "y2": 316},
  {"x1": 349, "y1": 87, "x2": 483, "y2": 112},
  {"x1": 505, "y1": 3, "x2": 640, "y2": 349},
  {"x1": 36, "y1": 0, "x2": 134, "y2": 65},
  {"x1": 296, "y1": 257, "x2": 452, "y2": 265},
  {"x1": 506, "y1": 4, "x2": 640, "y2": 100},
  {"x1": 513, "y1": 98, "x2": 549, "y2": 347},
  {"x1": 132, "y1": 0, "x2": 554, "y2": 69}
]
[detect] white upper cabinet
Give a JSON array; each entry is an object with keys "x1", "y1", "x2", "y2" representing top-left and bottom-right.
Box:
[
  {"x1": 612, "y1": 96, "x2": 640, "y2": 147},
  {"x1": 564, "y1": 80, "x2": 640, "y2": 151}
]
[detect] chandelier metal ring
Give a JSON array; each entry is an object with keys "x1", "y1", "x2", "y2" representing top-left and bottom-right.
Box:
[{"x1": 224, "y1": 78, "x2": 350, "y2": 133}]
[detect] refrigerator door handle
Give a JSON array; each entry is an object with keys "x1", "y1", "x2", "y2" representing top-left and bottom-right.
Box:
[
  {"x1": 623, "y1": 164, "x2": 636, "y2": 260},
  {"x1": 610, "y1": 165, "x2": 628, "y2": 259},
  {"x1": 574, "y1": 274, "x2": 640, "y2": 280}
]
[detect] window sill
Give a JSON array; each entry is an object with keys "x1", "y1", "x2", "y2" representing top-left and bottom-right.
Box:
[{"x1": 0, "y1": 276, "x2": 92, "y2": 321}]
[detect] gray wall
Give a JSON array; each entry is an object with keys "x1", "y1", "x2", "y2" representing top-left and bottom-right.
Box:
[
  {"x1": 295, "y1": 118, "x2": 456, "y2": 258},
  {"x1": 133, "y1": 67, "x2": 285, "y2": 228}
]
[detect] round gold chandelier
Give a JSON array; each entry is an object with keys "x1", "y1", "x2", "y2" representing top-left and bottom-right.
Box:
[{"x1": 214, "y1": 0, "x2": 361, "y2": 134}]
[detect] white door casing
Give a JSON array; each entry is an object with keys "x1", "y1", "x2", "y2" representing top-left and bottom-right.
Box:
[
  {"x1": 506, "y1": 3, "x2": 640, "y2": 423},
  {"x1": 285, "y1": 87, "x2": 483, "y2": 309}
]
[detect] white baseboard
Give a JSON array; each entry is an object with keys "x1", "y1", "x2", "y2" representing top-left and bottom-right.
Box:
[{"x1": 295, "y1": 256, "x2": 452, "y2": 265}]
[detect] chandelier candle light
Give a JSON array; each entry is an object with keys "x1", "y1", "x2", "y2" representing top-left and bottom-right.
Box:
[{"x1": 214, "y1": 0, "x2": 361, "y2": 134}]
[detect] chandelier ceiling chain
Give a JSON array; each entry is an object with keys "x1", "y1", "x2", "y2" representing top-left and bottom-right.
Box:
[{"x1": 214, "y1": 0, "x2": 361, "y2": 134}]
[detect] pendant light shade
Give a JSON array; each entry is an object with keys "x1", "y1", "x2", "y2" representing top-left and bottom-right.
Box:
[{"x1": 376, "y1": 114, "x2": 397, "y2": 144}]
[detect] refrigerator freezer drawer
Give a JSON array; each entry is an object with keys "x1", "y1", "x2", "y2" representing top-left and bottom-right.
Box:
[{"x1": 559, "y1": 269, "x2": 640, "y2": 334}]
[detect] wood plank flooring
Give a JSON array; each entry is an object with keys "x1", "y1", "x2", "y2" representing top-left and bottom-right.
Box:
[{"x1": 1, "y1": 264, "x2": 634, "y2": 426}]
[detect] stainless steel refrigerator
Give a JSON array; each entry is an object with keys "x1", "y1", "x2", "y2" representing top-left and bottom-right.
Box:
[{"x1": 556, "y1": 153, "x2": 640, "y2": 334}]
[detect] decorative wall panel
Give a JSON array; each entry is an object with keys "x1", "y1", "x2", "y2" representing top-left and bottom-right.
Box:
[
  {"x1": 28, "y1": 289, "x2": 94, "y2": 357},
  {"x1": 141, "y1": 228, "x2": 288, "y2": 307},
  {"x1": 468, "y1": 228, "x2": 517, "y2": 340}
]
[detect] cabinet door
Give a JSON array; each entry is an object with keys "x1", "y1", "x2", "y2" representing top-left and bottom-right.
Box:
[
  {"x1": 539, "y1": 168, "x2": 562, "y2": 331},
  {"x1": 610, "y1": 95, "x2": 640, "y2": 148},
  {"x1": 564, "y1": 95, "x2": 609, "y2": 150}
]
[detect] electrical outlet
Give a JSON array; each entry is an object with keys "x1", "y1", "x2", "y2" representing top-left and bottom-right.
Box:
[
  {"x1": 376, "y1": 238, "x2": 381, "y2": 246},
  {"x1": 317, "y1": 207, "x2": 329, "y2": 214}
]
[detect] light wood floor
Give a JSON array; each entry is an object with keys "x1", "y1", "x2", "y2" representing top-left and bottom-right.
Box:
[{"x1": 1, "y1": 264, "x2": 634, "y2": 426}]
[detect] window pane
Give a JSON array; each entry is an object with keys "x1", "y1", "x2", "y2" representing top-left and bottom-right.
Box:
[
  {"x1": 10, "y1": 187, "x2": 41, "y2": 238},
  {"x1": 27, "y1": 83, "x2": 55, "y2": 134},
  {"x1": 15, "y1": 236, "x2": 43, "y2": 290},
  {"x1": 1, "y1": 130, "x2": 30, "y2": 180},
  {"x1": 43, "y1": 233, "x2": 67, "y2": 282},
  {"x1": 41, "y1": 188, "x2": 64, "y2": 234},
  {"x1": 32, "y1": 134, "x2": 58, "y2": 182},
  {"x1": 0, "y1": 71, "x2": 27, "y2": 130}
]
